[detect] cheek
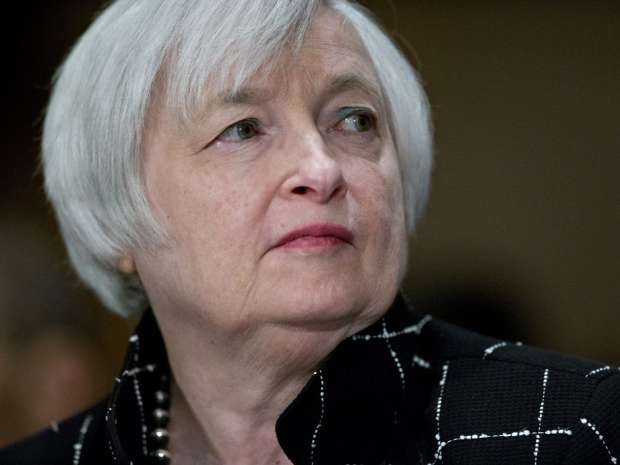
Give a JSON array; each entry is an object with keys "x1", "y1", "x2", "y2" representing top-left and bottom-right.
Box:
[
  {"x1": 152, "y1": 163, "x2": 275, "y2": 284},
  {"x1": 356, "y1": 158, "x2": 405, "y2": 235},
  {"x1": 140, "y1": 165, "x2": 266, "y2": 312},
  {"x1": 351, "y1": 156, "x2": 407, "y2": 273},
  {"x1": 149, "y1": 160, "x2": 232, "y2": 239}
]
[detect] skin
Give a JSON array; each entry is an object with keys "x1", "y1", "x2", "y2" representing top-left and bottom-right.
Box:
[{"x1": 122, "y1": 7, "x2": 408, "y2": 465}]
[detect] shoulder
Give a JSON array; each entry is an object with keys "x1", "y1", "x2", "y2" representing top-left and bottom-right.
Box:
[
  {"x1": 0, "y1": 399, "x2": 109, "y2": 465},
  {"x1": 414, "y1": 317, "x2": 620, "y2": 464},
  {"x1": 423, "y1": 316, "x2": 612, "y2": 376}
]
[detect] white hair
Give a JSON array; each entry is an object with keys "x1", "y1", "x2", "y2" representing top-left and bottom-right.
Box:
[{"x1": 42, "y1": 0, "x2": 433, "y2": 318}]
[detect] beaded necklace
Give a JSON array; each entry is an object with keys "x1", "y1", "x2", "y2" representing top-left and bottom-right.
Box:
[{"x1": 149, "y1": 376, "x2": 172, "y2": 464}]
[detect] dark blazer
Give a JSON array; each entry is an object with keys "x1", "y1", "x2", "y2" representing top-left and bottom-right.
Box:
[{"x1": 1, "y1": 292, "x2": 619, "y2": 464}]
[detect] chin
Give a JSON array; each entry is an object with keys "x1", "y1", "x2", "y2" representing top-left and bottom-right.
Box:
[
  {"x1": 264, "y1": 279, "x2": 391, "y2": 335},
  {"x1": 262, "y1": 282, "x2": 366, "y2": 330}
]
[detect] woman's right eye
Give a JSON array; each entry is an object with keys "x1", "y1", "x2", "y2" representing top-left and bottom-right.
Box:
[{"x1": 216, "y1": 119, "x2": 261, "y2": 143}]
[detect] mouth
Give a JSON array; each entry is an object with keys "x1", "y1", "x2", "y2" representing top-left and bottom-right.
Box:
[{"x1": 273, "y1": 223, "x2": 354, "y2": 250}]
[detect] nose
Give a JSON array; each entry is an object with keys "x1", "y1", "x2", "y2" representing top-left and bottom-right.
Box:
[{"x1": 280, "y1": 132, "x2": 347, "y2": 204}]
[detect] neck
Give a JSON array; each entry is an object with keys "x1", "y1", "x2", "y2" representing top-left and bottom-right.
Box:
[{"x1": 157, "y1": 314, "x2": 352, "y2": 465}]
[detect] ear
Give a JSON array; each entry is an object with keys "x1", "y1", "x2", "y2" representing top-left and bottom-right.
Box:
[{"x1": 117, "y1": 256, "x2": 137, "y2": 274}]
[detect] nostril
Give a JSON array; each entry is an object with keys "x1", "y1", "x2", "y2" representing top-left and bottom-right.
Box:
[{"x1": 293, "y1": 186, "x2": 309, "y2": 194}]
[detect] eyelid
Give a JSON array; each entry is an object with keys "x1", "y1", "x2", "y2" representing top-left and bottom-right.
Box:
[
  {"x1": 332, "y1": 106, "x2": 378, "y2": 133},
  {"x1": 335, "y1": 106, "x2": 376, "y2": 120},
  {"x1": 207, "y1": 117, "x2": 261, "y2": 147},
  {"x1": 223, "y1": 118, "x2": 260, "y2": 137}
]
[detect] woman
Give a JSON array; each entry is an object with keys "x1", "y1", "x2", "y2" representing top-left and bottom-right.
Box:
[{"x1": 1, "y1": 0, "x2": 618, "y2": 464}]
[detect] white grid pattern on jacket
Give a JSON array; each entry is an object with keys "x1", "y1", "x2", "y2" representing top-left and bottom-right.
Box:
[{"x1": 428, "y1": 366, "x2": 573, "y2": 465}]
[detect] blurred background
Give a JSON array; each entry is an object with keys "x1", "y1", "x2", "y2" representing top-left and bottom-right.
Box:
[{"x1": 1, "y1": 0, "x2": 618, "y2": 447}]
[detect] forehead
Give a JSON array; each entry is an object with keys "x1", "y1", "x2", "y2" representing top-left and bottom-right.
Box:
[
  {"x1": 294, "y1": 6, "x2": 372, "y2": 68},
  {"x1": 251, "y1": 8, "x2": 377, "y2": 95}
]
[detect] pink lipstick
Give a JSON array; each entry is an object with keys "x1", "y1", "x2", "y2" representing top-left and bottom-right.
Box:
[{"x1": 274, "y1": 223, "x2": 353, "y2": 250}]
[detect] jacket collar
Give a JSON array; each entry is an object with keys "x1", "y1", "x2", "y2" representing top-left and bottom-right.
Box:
[{"x1": 105, "y1": 291, "x2": 432, "y2": 465}]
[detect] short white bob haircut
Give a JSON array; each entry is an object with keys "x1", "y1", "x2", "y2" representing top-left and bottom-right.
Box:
[{"x1": 42, "y1": 0, "x2": 433, "y2": 318}]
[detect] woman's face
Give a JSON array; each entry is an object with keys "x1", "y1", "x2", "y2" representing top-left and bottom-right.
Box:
[{"x1": 134, "y1": 9, "x2": 408, "y2": 337}]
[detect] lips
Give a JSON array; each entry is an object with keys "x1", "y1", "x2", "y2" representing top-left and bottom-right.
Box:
[{"x1": 273, "y1": 223, "x2": 354, "y2": 249}]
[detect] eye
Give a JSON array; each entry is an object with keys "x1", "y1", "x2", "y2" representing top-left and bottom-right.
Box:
[
  {"x1": 217, "y1": 118, "x2": 261, "y2": 142},
  {"x1": 335, "y1": 108, "x2": 377, "y2": 133}
]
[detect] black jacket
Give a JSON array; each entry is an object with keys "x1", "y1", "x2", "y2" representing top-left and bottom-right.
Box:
[{"x1": 1, "y1": 292, "x2": 619, "y2": 464}]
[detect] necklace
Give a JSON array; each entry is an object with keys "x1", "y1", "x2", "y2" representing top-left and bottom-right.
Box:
[{"x1": 149, "y1": 376, "x2": 172, "y2": 464}]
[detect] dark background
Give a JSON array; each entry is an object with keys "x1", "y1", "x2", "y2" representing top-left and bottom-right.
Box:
[{"x1": 1, "y1": 0, "x2": 618, "y2": 446}]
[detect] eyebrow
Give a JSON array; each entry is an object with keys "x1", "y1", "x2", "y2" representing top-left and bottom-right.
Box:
[
  {"x1": 216, "y1": 87, "x2": 274, "y2": 106},
  {"x1": 321, "y1": 73, "x2": 383, "y2": 103},
  {"x1": 213, "y1": 72, "x2": 383, "y2": 108}
]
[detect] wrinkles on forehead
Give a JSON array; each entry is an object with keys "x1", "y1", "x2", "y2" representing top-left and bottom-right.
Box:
[{"x1": 210, "y1": 71, "x2": 381, "y2": 109}]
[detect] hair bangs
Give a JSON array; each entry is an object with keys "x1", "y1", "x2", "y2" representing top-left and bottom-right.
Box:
[{"x1": 161, "y1": 0, "x2": 319, "y2": 127}]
